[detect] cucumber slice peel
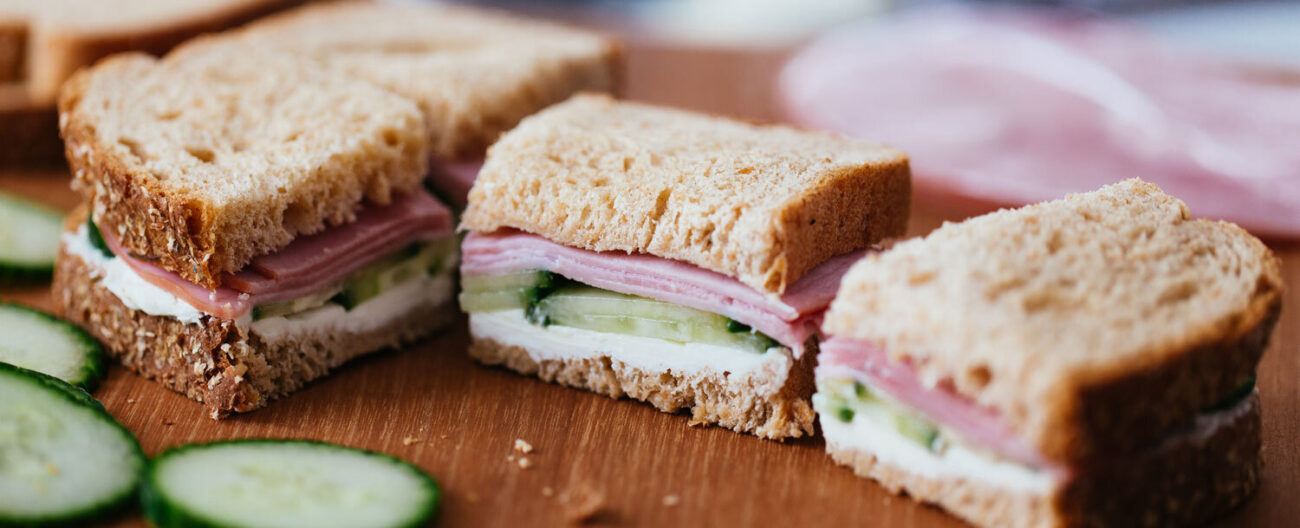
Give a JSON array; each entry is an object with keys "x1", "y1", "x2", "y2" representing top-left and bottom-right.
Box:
[
  {"x1": 0, "y1": 191, "x2": 63, "y2": 285},
  {"x1": 143, "y1": 440, "x2": 439, "y2": 528},
  {"x1": 0, "y1": 363, "x2": 144, "y2": 526},
  {"x1": 0, "y1": 303, "x2": 106, "y2": 391},
  {"x1": 458, "y1": 270, "x2": 557, "y2": 313},
  {"x1": 816, "y1": 378, "x2": 941, "y2": 451},
  {"x1": 529, "y1": 285, "x2": 777, "y2": 353}
]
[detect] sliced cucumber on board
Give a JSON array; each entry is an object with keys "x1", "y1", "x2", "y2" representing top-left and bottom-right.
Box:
[
  {"x1": 529, "y1": 285, "x2": 777, "y2": 353},
  {"x1": 0, "y1": 303, "x2": 106, "y2": 391},
  {"x1": 0, "y1": 191, "x2": 63, "y2": 284},
  {"x1": 0, "y1": 363, "x2": 144, "y2": 526},
  {"x1": 142, "y1": 440, "x2": 439, "y2": 528}
]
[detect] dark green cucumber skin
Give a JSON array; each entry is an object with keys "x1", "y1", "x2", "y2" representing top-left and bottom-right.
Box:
[
  {"x1": 0, "y1": 264, "x2": 52, "y2": 286},
  {"x1": 142, "y1": 439, "x2": 440, "y2": 528},
  {"x1": 85, "y1": 218, "x2": 114, "y2": 259},
  {"x1": 0, "y1": 363, "x2": 144, "y2": 528},
  {"x1": 1206, "y1": 375, "x2": 1256, "y2": 413},
  {"x1": 0, "y1": 303, "x2": 106, "y2": 392}
]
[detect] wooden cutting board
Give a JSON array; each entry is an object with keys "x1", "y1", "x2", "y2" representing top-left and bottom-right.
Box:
[{"x1": 1, "y1": 43, "x2": 1296, "y2": 528}]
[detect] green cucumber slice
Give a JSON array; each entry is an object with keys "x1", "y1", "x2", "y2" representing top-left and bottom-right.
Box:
[
  {"x1": 0, "y1": 363, "x2": 144, "y2": 526},
  {"x1": 529, "y1": 285, "x2": 777, "y2": 353},
  {"x1": 0, "y1": 191, "x2": 63, "y2": 285},
  {"x1": 816, "y1": 378, "x2": 941, "y2": 450},
  {"x1": 86, "y1": 217, "x2": 114, "y2": 259},
  {"x1": 252, "y1": 286, "x2": 343, "y2": 321},
  {"x1": 334, "y1": 240, "x2": 453, "y2": 310},
  {"x1": 0, "y1": 303, "x2": 106, "y2": 391},
  {"x1": 142, "y1": 440, "x2": 439, "y2": 528},
  {"x1": 458, "y1": 270, "x2": 556, "y2": 313}
]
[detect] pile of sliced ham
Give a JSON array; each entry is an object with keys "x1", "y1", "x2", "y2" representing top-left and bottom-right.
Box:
[
  {"x1": 103, "y1": 190, "x2": 453, "y2": 320},
  {"x1": 780, "y1": 7, "x2": 1300, "y2": 238},
  {"x1": 461, "y1": 231, "x2": 865, "y2": 355}
]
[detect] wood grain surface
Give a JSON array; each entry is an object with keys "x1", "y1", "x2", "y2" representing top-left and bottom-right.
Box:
[{"x1": 1, "y1": 43, "x2": 1296, "y2": 528}]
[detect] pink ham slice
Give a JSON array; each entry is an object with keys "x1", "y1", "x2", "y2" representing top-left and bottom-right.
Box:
[
  {"x1": 817, "y1": 336, "x2": 1063, "y2": 473},
  {"x1": 780, "y1": 7, "x2": 1300, "y2": 238},
  {"x1": 428, "y1": 158, "x2": 483, "y2": 209},
  {"x1": 103, "y1": 189, "x2": 453, "y2": 320},
  {"x1": 460, "y1": 231, "x2": 866, "y2": 354}
]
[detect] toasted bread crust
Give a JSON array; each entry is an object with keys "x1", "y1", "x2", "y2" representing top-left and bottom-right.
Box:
[
  {"x1": 468, "y1": 334, "x2": 817, "y2": 439},
  {"x1": 52, "y1": 212, "x2": 454, "y2": 417},
  {"x1": 462, "y1": 94, "x2": 911, "y2": 295},
  {"x1": 824, "y1": 394, "x2": 1261, "y2": 528},
  {"x1": 59, "y1": 48, "x2": 430, "y2": 288},
  {"x1": 1054, "y1": 262, "x2": 1281, "y2": 462},
  {"x1": 219, "y1": 0, "x2": 622, "y2": 162},
  {"x1": 826, "y1": 180, "x2": 1284, "y2": 464}
]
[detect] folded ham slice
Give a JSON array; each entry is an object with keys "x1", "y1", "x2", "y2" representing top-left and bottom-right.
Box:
[
  {"x1": 818, "y1": 337, "x2": 1061, "y2": 472},
  {"x1": 461, "y1": 231, "x2": 865, "y2": 354},
  {"x1": 102, "y1": 189, "x2": 453, "y2": 320}
]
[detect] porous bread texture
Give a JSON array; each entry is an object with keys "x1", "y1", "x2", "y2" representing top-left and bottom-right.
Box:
[
  {"x1": 468, "y1": 334, "x2": 817, "y2": 439},
  {"x1": 1, "y1": 0, "x2": 302, "y2": 105},
  {"x1": 461, "y1": 94, "x2": 911, "y2": 296},
  {"x1": 52, "y1": 212, "x2": 455, "y2": 417},
  {"x1": 203, "y1": 0, "x2": 621, "y2": 161},
  {"x1": 824, "y1": 179, "x2": 1283, "y2": 465},
  {"x1": 0, "y1": 0, "x2": 302, "y2": 164},
  {"x1": 59, "y1": 44, "x2": 428, "y2": 288},
  {"x1": 823, "y1": 394, "x2": 1261, "y2": 528}
]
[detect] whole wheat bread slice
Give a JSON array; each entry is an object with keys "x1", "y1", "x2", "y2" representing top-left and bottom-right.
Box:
[
  {"x1": 195, "y1": 0, "x2": 621, "y2": 161},
  {"x1": 824, "y1": 179, "x2": 1283, "y2": 465},
  {"x1": 59, "y1": 43, "x2": 430, "y2": 289},
  {"x1": 52, "y1": 206, "x2": 456, "y2": 418},
  {"x1": 0, "y1": 0, "x2": 302, "y2": 164},
  {"x1": 461, "y1": 94, "x2": 912, "y2": 295}
]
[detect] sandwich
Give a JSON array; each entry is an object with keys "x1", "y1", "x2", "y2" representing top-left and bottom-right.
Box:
[
  {"x1": 815, "y1": 180, "x2": 1282, "y2": 526},
  {"x1": 185, "y1": 0, "x2": 621, "y2": 207},
  {"x1": 459, "y1": 94, "x2": 911, "y2": 439},
  {"x1": 53, "y1": 42, "x2": 456, "y2": 418},
  {"x1": 0, "y1": 0, "x2": 303, "y2": 164}
]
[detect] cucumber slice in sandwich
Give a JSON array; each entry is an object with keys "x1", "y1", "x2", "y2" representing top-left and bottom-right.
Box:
[
  {"x1": 529, "y1": 285, "x2": 778, "y2": 353},
  {"x1": 0, "y1": 303, "x2": 106, "y2": 391},
  {"x1": 334, "y1": 240, "x2": 456, "y2": 310},
  {"x1": 459, "y1": 270, "x2": 558, "y2": 312},
  {"x1": 0, "y1": 363, "x2": 144, "y2": 526},
  {"x1": 0, "y1": 191, "x2": 63, "y2": 285},
  {"x1": 142, "y1": 440, "x2": 439, "y2": 528}
]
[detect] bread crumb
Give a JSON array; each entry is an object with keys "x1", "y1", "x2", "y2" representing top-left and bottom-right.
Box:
[
  {"x1": 402, "y1": 436, "x2": 422, "y2": 446},
  {"x1": 662, "y1": 494, "x2": 680, "y2": 507},
  {"x1": 126, "y1": 398, "x2": 135, "y2": 404},
  {"x1": 507, "y1": 454, "x2": 516, "y2": 462},
  {"x1": 542, "y1": 486, "x2": 555, "y2": 497},
  {"x1": 514, "y1": 438, "x2": 534, "y2": 453},
  {"x1": 161, "y1": 418, "x2": 175, "y2": 426},
  {"x1": 518, "y1": 457, "x2": 532, "y2": 469},
  {"x1": 440, "y1": 434, "x2": 448, "y2": 439},
  {"x1": 561, "y1": 485, "x2": 605, "y2": 524}
]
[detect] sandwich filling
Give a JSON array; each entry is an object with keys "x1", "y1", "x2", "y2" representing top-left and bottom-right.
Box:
[
  {"x1": 63, "y1": 190, "x2": 457, "y2": 328},
  {"x1": 428, "y1": 159, "x2": 483, "y2": 209},
  {"x1": 814, "y1": 336, "x2": 1259, "y2": 491},
  {"x1": 459, "y1": 231, "x2": 863, "y2": 356}
]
